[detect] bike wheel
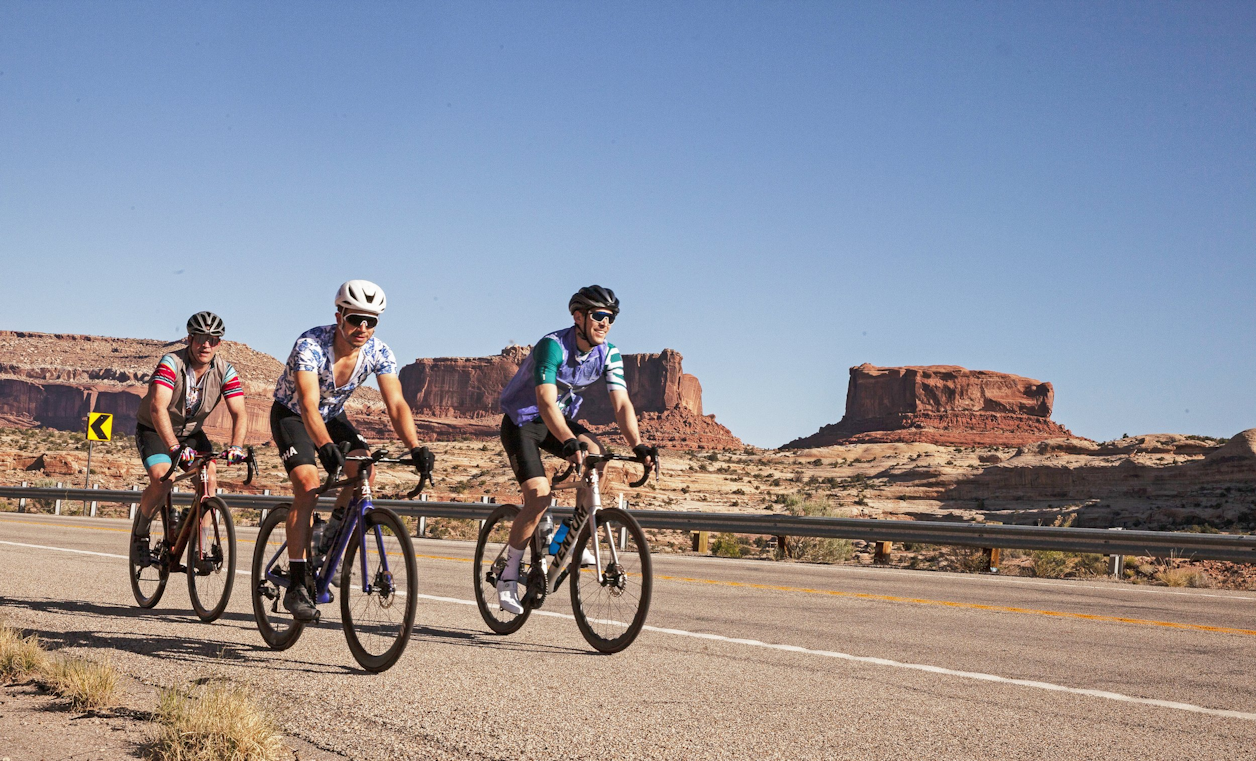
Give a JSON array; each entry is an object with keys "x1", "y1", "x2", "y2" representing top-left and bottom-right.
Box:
[
  {"x1": 187, "y1": 497, "x2": 237, "y2": 623},
  {"x1": 340, "y1": 508, "x2": 417, "y2": 673},
  {"x1": 473, "y1": 504, "x2": 541, "y2": 635},
  {"x1": 129, "y1": 505, "x2": 169, "y2": 608},
  {"x1": 569, "y1": 507, "x2": 652, "y2": 654},
  {"x1": 250, "y1": 505, "x2": 305, "y2": 650}
]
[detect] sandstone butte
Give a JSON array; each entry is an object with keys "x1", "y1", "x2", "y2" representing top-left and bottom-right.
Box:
[
  {"x1": 784, "y1": 363, "x2": 1076, "y2": 448},
  {"x1": 396, "y1": 345, "x2": 741, "y2": 450},
  {"x1": 0, "y1": 331, "x2": 741, "y2": 450}
]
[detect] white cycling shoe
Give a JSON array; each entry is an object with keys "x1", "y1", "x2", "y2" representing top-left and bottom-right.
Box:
[
  {"x1": 496, "y1": 576, "x2": 524, "y2": 615},
  {"x1": 579, "y1": 547, "x2": 597, "y2": 567}
]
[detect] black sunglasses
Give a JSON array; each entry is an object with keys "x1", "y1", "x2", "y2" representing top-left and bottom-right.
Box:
[
  {"x1": 343, "y1": 313, "x2": 379, "y2": 329},
  {"x1": 588, "y1": 310, "x2": 616, "y2": 324}
]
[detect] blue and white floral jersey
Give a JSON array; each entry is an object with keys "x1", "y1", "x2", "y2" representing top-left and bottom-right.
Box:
[{"x1": 273, "y1": 325, "x2": 398, "y2": 421}]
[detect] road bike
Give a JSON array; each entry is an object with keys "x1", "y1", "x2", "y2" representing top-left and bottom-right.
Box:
[
  {"x1": 128, "y1": 446, "x2": 257, "y2": 622},
  {"x1": 250, "y1": 447, "x2": 432, "y2": 672},
  {"x1": 473, "y1": 444, "x2": 658, "y2": 653}
]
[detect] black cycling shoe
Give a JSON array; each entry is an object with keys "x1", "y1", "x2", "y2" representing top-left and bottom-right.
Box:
[
  {"x1": 283, "y1": 583, "x2": 318, "y2": 622},
  {"x1": 194, "y1": 558, "x2": 217, "y2": 575}
]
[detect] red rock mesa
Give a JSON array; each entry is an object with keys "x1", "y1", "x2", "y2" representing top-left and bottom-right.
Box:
[{"x1": 784, "y1": 363, "x2": 1075, "y2": 448}]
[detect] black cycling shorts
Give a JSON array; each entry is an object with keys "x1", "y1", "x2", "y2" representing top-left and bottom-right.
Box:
[
  {"x1": 500, "y1": 414, "x2": 592, "y2": 483},
  {"x1": 270, "y1": 401, "x2": 369, "y2": 473},
  {"x1": 135, "y1": 424, "x2": 213, "y2": 471}
]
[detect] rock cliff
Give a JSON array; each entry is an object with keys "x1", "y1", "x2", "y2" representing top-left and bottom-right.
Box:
[
  {"x1": 399, "y1": 346, "x2": 739, "y2": 449},
  {"x1": 785, "y1": 363, "x2": 1076, "y2": 448},
  {"x1": 0, "y1": 331, "x2": 740, "y2": 450}
]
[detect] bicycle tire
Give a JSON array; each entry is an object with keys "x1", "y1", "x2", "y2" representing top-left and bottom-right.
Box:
[
  {"x1": 187, "y1": 497, "x2": 237, "y2": 623},
  {"x1": 569, "y1": 507, "x2": 652, "y2": 654},
  {"x1": 250, "y1": 504, "x2": 305, "y2": 651},
  {"x1": 129, "y1": 504, "x2": 169, "y2": 608},
  {"x1": 473, "y1": 504, "x2": 540, "y2": 635},
  {"x1": 340, "y1": 508, "x2": 417, "y2": 673}
]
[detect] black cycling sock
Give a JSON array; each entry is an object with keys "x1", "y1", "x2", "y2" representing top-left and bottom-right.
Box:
[{"x1": 289, "y1": 560, "x2": 308, "y2": 588}]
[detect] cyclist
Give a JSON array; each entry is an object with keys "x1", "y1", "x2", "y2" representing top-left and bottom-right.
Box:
[
  {"x1": 132, "y1": 311, "x2": 249, "y2": 561},
  {"x1": 495, "y1": 285, "x2": 657, "y2": 614},
  {"x1": 271, "y1": 279, "x2": 431, "y2": 621}
]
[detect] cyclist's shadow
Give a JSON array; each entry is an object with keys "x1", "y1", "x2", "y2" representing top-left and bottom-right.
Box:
[{"x1": 0, "y1": 596, "x2": 357, "y2": 674}]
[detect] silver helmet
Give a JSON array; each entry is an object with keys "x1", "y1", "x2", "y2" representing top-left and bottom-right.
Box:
[{"x1": 186, "y1": 311, "x2": 225, "y2": 337}]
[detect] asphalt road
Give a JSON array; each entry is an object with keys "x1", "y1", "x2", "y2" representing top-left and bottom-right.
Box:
[{"x1": 2, "y1": 511, "x2": 1255, "y2": 760}]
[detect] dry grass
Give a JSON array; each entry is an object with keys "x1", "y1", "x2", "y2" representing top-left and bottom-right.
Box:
[
  {"x1": 1155, "y1": 565, "x2": 1212, "y2": 588},
  {"x1": 0, "y1": 624, "x2": 49, "y2": 680},
  {"x1": 45, "y1": 655, "x2": 119, "y2": 710},
  {"x1": 149, "y1": 682, "x2": 286, "y2": 761}
]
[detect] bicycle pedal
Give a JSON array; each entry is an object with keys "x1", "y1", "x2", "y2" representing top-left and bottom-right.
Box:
[{"x1": 312, "y1": 610, "x2": 322, "y2": 624}]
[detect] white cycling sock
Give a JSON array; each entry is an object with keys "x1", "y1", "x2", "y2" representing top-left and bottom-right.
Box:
[{"x1": 503, "y1": 545, "x2": 524, "y2": 581}]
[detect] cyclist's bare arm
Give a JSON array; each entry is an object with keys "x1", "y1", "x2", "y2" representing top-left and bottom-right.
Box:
[
  {"x1": 295, "y1": 371, "x2": 334, "y2": 447},
  {"x1": 378, "y1": 373, "x2": 421, "y2": 450},
  {"x1": 147, "y1": 383, "x2": 180, "y2": 451},
  {"x1": 608, "y1": 388, "x2": 642, "y2": 449},
  {"x1": 536, "y1": 384, "x2": 583, "y2": 460},
  {"x1": 223, "y1": 392, "x2": 249, "y2": 447}
]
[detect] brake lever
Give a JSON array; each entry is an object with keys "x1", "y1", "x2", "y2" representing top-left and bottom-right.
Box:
[
  {"x1": 160, "y1": 444, "x2": 188, "y2": 483},
  {"x1": 244, "y1": 446, "x2": 257, "y2": 486}
]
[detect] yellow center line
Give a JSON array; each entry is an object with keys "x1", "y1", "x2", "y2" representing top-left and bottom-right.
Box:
[
  {"x1": 654, "y1": 573, "x2": 1256, "y2": 637},
  {"x1": 8, "y1": 516, "x2": 1252, "y2": 637}
]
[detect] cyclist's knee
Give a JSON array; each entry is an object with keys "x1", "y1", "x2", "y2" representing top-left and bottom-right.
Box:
[
  {"x1": 578, "y1": 433, "x2": 605, "y2": 455},
  {"x1": 290, "y1": 465, "x2": 320, "y2": 497},
  {"x1": 521, "y1": 477, "x2": 549, "y2": 506}
]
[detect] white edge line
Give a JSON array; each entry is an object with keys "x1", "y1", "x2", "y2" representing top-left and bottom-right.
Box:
[{"x1": 2, "y1": 538, "x2": 1255, "y2": 722}]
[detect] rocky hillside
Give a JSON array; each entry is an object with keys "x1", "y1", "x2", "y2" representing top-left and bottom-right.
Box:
[
  {"x1": 0, "y1": 331, "x2": 739, "y2": 450},
  {"x1": 785, "y1": 364, "x2": 1076, "y2": 448}
]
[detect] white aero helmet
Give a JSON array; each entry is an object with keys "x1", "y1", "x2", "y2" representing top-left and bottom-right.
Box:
[{"x1": 335, "y1": 280, "x2": 387, "y2": 315}]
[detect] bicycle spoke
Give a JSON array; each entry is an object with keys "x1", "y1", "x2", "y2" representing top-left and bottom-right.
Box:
[
  {"x1": 341, "y1": 509, "x2": 417, "y2": 672},
  {"x1": 570, "y1": 508, "x2": 652, "y2": 653}
]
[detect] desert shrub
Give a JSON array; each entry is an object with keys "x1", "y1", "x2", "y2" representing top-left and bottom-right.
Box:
[
  {"x1": 1030, "y1": 550, "x2": 1070, "y2": 578},
  {"x1": 425, "y1": 517, "x2": 479, "y2": 541},
  {"x1": 778, "y1": 495, "x2": 853, "y2": 564},
  {"x1": 150, "y1": 682, "x2": 286, "y2": 761},
  {"x1": 710, "y1": 533, "x2": 742, "y2": 558}
]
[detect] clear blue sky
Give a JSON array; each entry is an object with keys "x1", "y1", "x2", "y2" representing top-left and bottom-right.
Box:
[{"x1": 2, "y1": 2, "x2": 1253, "y2": 447}]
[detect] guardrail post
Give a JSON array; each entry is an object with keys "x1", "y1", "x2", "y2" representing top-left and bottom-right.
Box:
[
  {"x1": 54, "y1": 482, "x2": 63, "y2": 515},
  {"x1": 1107, "y1": 527, "x2": 1124, "y2": 577},
  {"x1": 18, "y1": 481, "x2": 27, "y2": 513},
  {"x1": 618, "y1": 493, "x2": 626, "y2": 510},
  {"x1": 416, "y1": 494, "x2": 427, "y2": 538},
  {"x1": 984, "y1": 547, "x2": 1001, "y2": 574},
  {"x1": 874, "y1": 541, "x2": 892, "y2": 563},
  {"x1": 129, "y1": 485, "x2": 139, "y2": 520},
  {"x1": 260, "y1": 489, "x2": 269, "y2": 522},
  {"x1": 692, "y1": 531, "x2": 709, "y2": 553},
  {"x1": 89, "y1": 484, "x2": 99, "y2": 517},
  {"x1": 618, "y1": 526, "x2": 628, "y2": 550},
  {"x1": 776, "y1": 535, "x2": 789, "y2": 559}
]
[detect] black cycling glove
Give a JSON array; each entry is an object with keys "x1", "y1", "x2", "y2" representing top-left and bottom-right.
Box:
[
  {"x1": 560, "y1": 438, "x2": 581, "y2": 459},
  {"x1": 410, "y1": 446, "x2": 435, "y2": 474},
  {"x1": 317, "y1": 442, "x2": 345, "y2": 475},
  {"x1": 632, "y1": 444, "x2": 654, "y2": 462}
]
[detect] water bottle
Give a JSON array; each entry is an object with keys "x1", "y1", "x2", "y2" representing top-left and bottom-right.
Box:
[
  {"x1": 548, "y1": 519, "x2": 570, "y2": 556},
  {"x1": 320, "y1": 510, "x2": 343, "y2": 555},
  {"x1": 537, "y1": 514, "x2": 555, "y2": 553},
  {"x1": 311, "y1": 514, "x2": 326, "y2": 559}
]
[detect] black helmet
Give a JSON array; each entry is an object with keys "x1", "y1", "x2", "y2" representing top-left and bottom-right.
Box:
[
  {"x1": 186, "y1": 311, "x2": 225, "y2": 337},
  {"x1": 568, "y1": 285, "x2": 619, "y2": 315}
]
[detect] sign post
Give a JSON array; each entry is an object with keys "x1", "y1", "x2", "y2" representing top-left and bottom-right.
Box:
[{"x1": 85, "y1": 412, "x2": 113, "y2": 515}]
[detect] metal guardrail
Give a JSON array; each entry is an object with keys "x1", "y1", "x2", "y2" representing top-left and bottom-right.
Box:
[{"x1": 3, "y1": 484, "x2": 1256, "y2": 564}]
